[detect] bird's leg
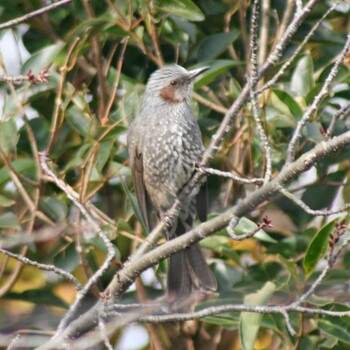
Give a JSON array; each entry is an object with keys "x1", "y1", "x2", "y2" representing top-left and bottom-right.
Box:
[
  {"x1": 196, "y1": 164, "x2": 206, "y2": 175},
  {"x1": 159, "y1": 210, "x2": 175, "y2": 229}
]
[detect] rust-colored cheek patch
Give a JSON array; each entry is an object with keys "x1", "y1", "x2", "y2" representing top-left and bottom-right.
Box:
[{"x1": 159, "y1": 86, "x2": 181, "y2": 103}]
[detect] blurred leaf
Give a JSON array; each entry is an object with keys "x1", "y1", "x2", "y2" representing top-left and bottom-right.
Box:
[
  {"x1": 211, "y1": 259, "x2": 242, "y2": 291},
  {"x1": 0, "y1": 119, "x2": 19, "y2": 154},
  {"x1": 304, "y1": 216, "x2": 344, "y2": 276},
  {"x1": 0, "y1": 212, "x2": 20, "y2": 229},
  {"x1": 306, "y1": 122, "x2": 323, "y2": 143},
  {"x1": 193, "y1": 60, "x2": 242, "y2": 88},
  {"x1": 109, "y1": 161, "x2": 132, "y2": 178},
  {"x1": 240, "y1": 282, "x2": 276, "y2": 350},
  {"x1": 95, "y1": 140, "x2": 115, "y2": 171},
  {"x1": 319, "y1": 319, "x2": 350, "y2": 344},
  {"x1": 198, "y1": 31, "x2": 239, "y2": 61},
  {"x1": 272, "y1": 89, "x2": 303, "y2": 120},
  {"x1": 6, "y1": 289, "x2": 68, "y2": 308},
  {"x1": 203, "y1": 314, "x2": 239, "y2": 326},
  {"x1": 66, "y1": 106, "x2": 91, "y2": 137},
  {"x1": 234, "y1": 217, "x2": 277, "y2": 243},
  {"x1": 0, "y1": 194, "x2": 15, "y2": 207},
  {"x1": 53, "y1": 242, "x2": 80, "y2": 274},
  {"x1": 0, "y1": 159, "x2": 36, "y2": 187},
  {"x1": 88, "y1": 233, "x2": 121, "y2": 259},
  {"x1": 201, "y1": 234, "x2": 240, "y2": 263},
  {"x1": 21, "y1": 42, "x2": 65, "y2": 74},
  {"x1": 301, "y1": 171, "x2": 345, "y2": 210},
  {"x1": 157, "y1": 0, "x2": 205, "y2": 21},
  {"x1": 40, "y1": 197, "x2": 68, "y2": 222},
  {"x1": 291, "y1": 53, "x2": 315, "y2": 96}
]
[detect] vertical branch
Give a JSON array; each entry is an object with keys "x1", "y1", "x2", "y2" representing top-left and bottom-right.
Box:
[
  {"x1": 248, "y1": 0, "x2": 272, "y2": 183},
  {"x1": 239, "y1": 0, "x2": 250, "y2": 63},
  {"x1": 47, "y1": 36, "x2": 80, "y2": 153},
  {"x1": 101, "y1": 37, "x2": 129, "y2": 125},
  {"x1": 275, "y1": 0, "x2": 294, "y2": 42},
  {"x1": 258, "y1": 0, "x2": 270, "y2": 67},
  {"x1": 145, "y1": 1, "x2": 164, "y2": 67},
  {"x1": 82, "y1": 0, "x2": 108, "y2": 121}
]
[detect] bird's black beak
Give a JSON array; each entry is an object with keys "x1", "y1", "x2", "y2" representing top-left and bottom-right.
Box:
[{"x1": 187, "y1": 66, "x2": 210, "y2": 81}]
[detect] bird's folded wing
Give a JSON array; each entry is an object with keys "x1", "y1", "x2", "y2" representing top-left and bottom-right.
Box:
[
  {"x1": 130, "y1": 148, "x2": 153, "y2": 231},
  {"x1": 196, "y1": 181, "x2": 208, "y2": 222}
]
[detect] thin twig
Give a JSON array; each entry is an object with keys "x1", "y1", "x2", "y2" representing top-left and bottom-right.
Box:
[
  {"x1": 327, "y1": 101, "x2": 350, "y2": 138},
  {"x1": 101, "y1": 37, "x2": 129, "y2": 125},
  {"x1": 0, "y1": 248, "x2": 82, "y2": 290},
  {"x1": 47, "y1": 36, "x2": 81, "y2": 153},
  {"x1": 193, "y1": 92, "x2": 228, "y2": 114},
  {"x1": 0, "y1": 0, "x2": 72, "y2": 30},
  {"x1": 279, "y1": 187, "x2": 350, "y2": 216},
  {"x1": 202, "y1": 167, "x2": 263, "y2": 184}
]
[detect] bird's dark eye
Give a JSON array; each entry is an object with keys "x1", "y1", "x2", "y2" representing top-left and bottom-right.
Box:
[{"x1": 170, "y1": 80, "x2": 177, "y2": 86}]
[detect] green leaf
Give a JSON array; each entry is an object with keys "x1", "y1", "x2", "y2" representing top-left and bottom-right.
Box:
[
  {"x1": 203, "y1": 315, "x2": 239, "y2": 326},
  {"x1": 157, "y1": 0, "x2": 205, "y2": 22},
  {"x1": 88, "y1": 234, "x2": 121, "y2": 260},
  {"x1": 306, "y1": 122, "x2": 323, "y2": 143},
  {"x1": 304, "y1": 216, "x2": 344, "y2": 276},
  {"x1": 66, "y1": 106, "x2": 91, "y2": 136},
  {"x1": 95, "y1": 140, "x2": 114, "y2": 171},
  {"x1": 240, "y1": 282, "x2": 276, "y2": 350},
  {"x1": 53, "y1": 242, "x2": 80, "y2": 273},
  {"x1": 211, "y1": 259, "x2": 242, "y2": 290},
  {"x1": 0, "y1": 212, "x2": 20, "y2": 230},
  {"x1": 5, "y1": 289, "x2": 68, "y2": 308},
  {"x1": 0, "y1": 194, "x2": 15, "y2": 207},
  {"x1": 0, "y1": 159, "x2": 36, "y2": 187},
  {"x1": 319, "y1": 319, "x2": 350, "y2": 344},
  {"x1": 0, "y1": 119, "x2": 19, "y2": 154},
  {"x1": 234, "y1": 217, "x2": 277, "y2": 243},
  {"x1": 40, "y1": 197, "x2": 68, "y2": 222},
  {"x1": 301, "y1": 171, "x2": 346, "y2": 211},
  {"x1": 21, "y1": 42, "x2": 65, "y2": 74},
  {"x1": 291, "y1": 53, "x2": 315, "y2": 96},
  {"x1": 201, "y1": 235, "x2": 240, "y2": 263},
  {"x1": 193, "y1": 60, "x2": 242, "y2": 89},
  {"x1": 272, "y1": 89, "x2": 303, "y2": 120},
  {"x1": 198, "y1": 31, "x2": 239, "y2": 61}
]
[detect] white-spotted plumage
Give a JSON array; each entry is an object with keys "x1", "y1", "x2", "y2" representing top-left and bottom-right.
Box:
[{"x1": 127, "y1": 64, "x2": 217, "y2": 302}]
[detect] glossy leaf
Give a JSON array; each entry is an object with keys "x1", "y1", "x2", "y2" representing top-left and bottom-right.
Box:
[
  {"x1": 304, "y1": 216, "x2": 344, "y2": 276},
  {"x1": 193, "y1": 60, "x2": 242, "y2": 88},
  {"x1": 0, "y1": 212, "x2": 20, "y2": 229},
  {"x1": 240, "y1": 282, "x2": 276, "y2": 350},
  {"x1": 198, "y1": 31, "x2": 239, "y2": 61},
  {"x1": 53, "y1": 242, "x2": 80, "y2": 274},
  {"x1": 0, "y1": 119, "x2": 19, "y2": 154},
  {"x1": 40, "y1": 197, "x2": 68, "y2": 222},
  {"x1": 291, "y1": 53, "x2": 315, "y2": 96},
  {"x1": 157, "y1": 0, "x2": 205, "y2": 21},
  {"x1": 21, "y1": 42, "x2": 65, "y2": 74}
]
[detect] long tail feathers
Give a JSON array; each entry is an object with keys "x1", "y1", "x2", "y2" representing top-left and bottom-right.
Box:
[{"x1": 167, "y1": 244, "x2": 217, "y2": 300}]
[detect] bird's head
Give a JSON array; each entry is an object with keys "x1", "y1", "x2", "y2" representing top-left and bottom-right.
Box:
[{"x1": 144, "y1": 64, "x2": 209, "y2": 105}]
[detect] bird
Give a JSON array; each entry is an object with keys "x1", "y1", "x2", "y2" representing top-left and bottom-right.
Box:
[{"x1": 127, "y1": 64, "x2": 217, "y2": 302}]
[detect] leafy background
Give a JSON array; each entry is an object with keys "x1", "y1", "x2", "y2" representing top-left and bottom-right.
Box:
[{"x1": 0, "y1": 0, "x2": 350, "y2": 349}]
